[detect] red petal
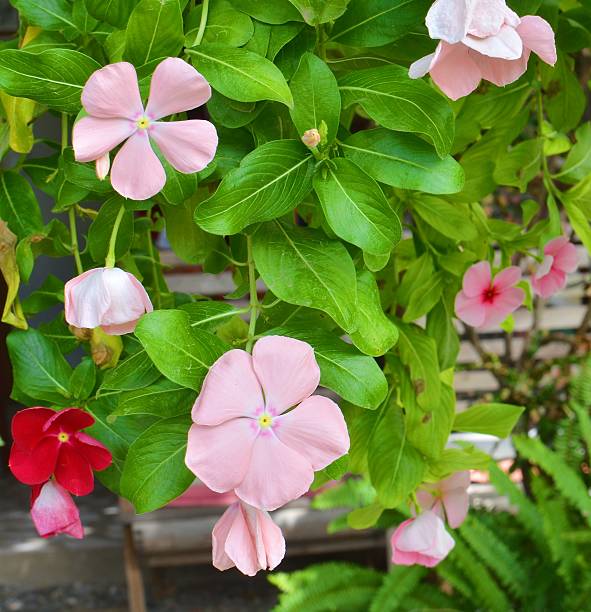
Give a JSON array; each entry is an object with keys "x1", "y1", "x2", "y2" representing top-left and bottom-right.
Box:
[
  {"x1": 74, "y1": 433, "x2": 113, "y2": 471},
  {"x1": 45, "y1": 408, "x2": 95, "y2": 435},
  {"x1": 9, "y1": 437, "x2": 60, "y2": 485},
  {"x1": 11, "y1": 407, "x2": 55, "y2": 450},
  {"x1": 54, "y1": 446, "x2": 95, "y2": 496}
]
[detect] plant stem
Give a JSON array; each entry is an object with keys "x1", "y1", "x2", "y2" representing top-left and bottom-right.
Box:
[
  {"x1": 69, "y1": 207, "x2": 83, "y2": 275},
  {"x1": 146, "y1": 224, "x2": 162, "y2": 309},
  {"x1": 245, "y1": 234, "x2": 259, "y2": 353},
  {"x1": 61, "y1": 112, "x2": 68, "y2": 151},
  {"x1": 194, "y1": 0, "x2": 209, "y2": 46},
  {"x1": 105, "y1": 205, "x2": 125, "y2": 268}
]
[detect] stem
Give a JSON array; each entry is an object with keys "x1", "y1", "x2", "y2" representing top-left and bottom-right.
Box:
[
  {"x1": 194, "y1": 0, "x2": 209, "y2": 46},
  {"x1": 245, "y1": 235, "x2": 259, "y2": 353},
  {"x1": 146, "y1": 224, "x2": 162, "y2": 309},
  {"x1": 69, "y1": 207, "x2": 83, "y2": 275},
  {"x1": 105, "y1": 205, "x2": 125, "y2": 268},
  {"x1": 61, "y1": 112, "x2": 68, "y2": 151}
]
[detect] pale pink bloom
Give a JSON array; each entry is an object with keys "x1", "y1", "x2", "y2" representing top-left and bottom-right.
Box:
[
  {"x1": 531, "y1": 237, "x2": 578, "y2": 299},
  {"x1": 391, "y1": 510, "x2": 455, "y2": 567},
  {"x1": 409, "y1": 0, "x2": 556, "y2": 100},
  {"x1": 417, "y1": 471, "x2": 470, "y2": 529},
  {"x1": 455, "y1": 261, "x2": 525, "y2": 329},
  {"x1": 64, "y1": 267, "x2": 153, "y2": 335},
  {"x1": 73, "y1": 58, "x2": 218, "y2": 200},
  {"x1": 185, "y1": 336, "x2": 350, "y2": 511},
  {"x1": 212, "y1": 501, "x2": 285, "y2": 576},
  {"x1": 30, "y1": 480, "x2": 84, "y2": 539},
  {"x1": 301, "y1": 128, "x2": 321, "y2": 148}
]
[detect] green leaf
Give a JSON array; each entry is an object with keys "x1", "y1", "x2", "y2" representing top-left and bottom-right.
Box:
[
  {"x1": 288, "y1": 0, "x2": 349, "y2": 24},
  {"x1": 228, "y1": 0, "x2": 302, "y2": 24},
  {"x1": 368, "y1": 404, "x2": 425, "y2": 508},
  {"x1": 426, "y1": 444, "x2": 491, "y2": 481},
  {"x1": 341, "y1": 128, "x2": 464, "y2": 194},
  {"x1": 62, "y1": 148, "x2": 113, "y2": 195},
  {"x1": 555, "y1": 122, "x2": 591, "y2": 184},
  {"x1": 114, "y1": 379, "x2": 195, "y2": 417},
  {"x1": 125, "y1": 0, "x2": 184, "y2": 66},
  {"x1": 180, "y1": 301, "x2": 239, "y2": 331},
  {"x1": 0, "y1": 49, "x2": 101, "y2": 113},
  {"x1": 195, "y1": 140, "x2": 314, "y2": 234},
  {"x1": 159, "y1": 158, "x2": 198, "y2": 205},
  {"x1": 454, "y1": 402, "x2": 524, "y2": 438},
  {"x1": 0, "y1": 92, "x2": 36, "y2": 154},
  {"x1": 100, "y1": 348, "x2": 161, "y2": 392},
  {"x1": 339, "y1": 65, "x2": 454, "y2": 157},
  {"x1": 350, "y1": 270, "x2": 398, "y2": 356},
  {"x1": 0, "y1": 171, "x2": 44, "y2": 241},
  {"x1": 314, "y1": 158, "x2": 401, "y2": 256},
  {"x1": 187, "y1": 45, "x2": 294, "y2": 107},
  {"x1": 412, "y1": 196, "x2": 477, "y2": 241},
  {"x1": 426, "y1": 300, "x2": 460, "y2": 371},
  {"x1": 331, "y1": 0, "x2": 430, "y2": 47},
  {"x1": 87, "y1": 196, "x2": 133, "y2": 264},
  {"x1": 120, "y1": 415, "x2": 195, "y2": 513},
  {"x1": 85, "y1": 0, "x2": 139, "y2": 27},
  {"x1": 7, "y1": 328, "x2": 72, "y2": 404},
  {"x1": 11, "y1": 0, "x2": 77, "y2": 31},
  {"x1": 135, "y1": 309, "x2": 227, "y2": 391},
  {"x1": 70, "y1": 358, "x2": 97, "y2": 401},
  {"x1": 252, "y1": 221, "x2": 358, "y2": 332},
  {"x1": 21, "y1": 274, "x2": 64, "y2": 315},
  {"x1": 396, "y1": 252, "x2": 433, "y2": 308},
  {"x1": 185, "y1": 0, "x2": 254, "y2": 47},
  {"x1": 289, "y1": 52, "x2": 341, "y2": 143},
  {"x1": 493, "y1": 139, "x2": 541, "y2": 192},
  {"x1": 402, "y1": 270, "x2": 443, "y2": 323}
]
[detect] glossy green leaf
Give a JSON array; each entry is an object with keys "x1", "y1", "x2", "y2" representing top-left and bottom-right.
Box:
[
  {"x1": 454, "y1": 403, "x2": 525, "y2": 438},
  {"x1": 180, "y1": 302, "x2": 239, "y2": 332},
  {"x1": 114, "y1": 379, "x2": 195, "y2": 417},
  {"x1": 229, "y1": 0, "x2": 302, "y2": 24},
  {"x1": 100, "y1": 349, "x2": 161, "y2": 392},
  {"x1": 87, "y1": 196, "x2": 134, "y2": 264},
  {"x1": 11, "y1": 0, "x2": 77, "y2": 31},
  {"x1": 85, "y1": 0, "x2": 139, "y2": 27},
  {"x1": 288, "y1": 0, "x2": 349, "y2": 24},
  {"x1": 402, "y1": 271, "x2": 443, "y2": 323},
  {"x1": 70, "y1": 358, "x2": 97, "y2": 401},
  {"x1": 186, "y1": 0, "x2": 254, "y2": 47},
  {"x1": 0, "y1": 171, "x2": 44, "y2": 241},
  {"x1": 412, "y1": 196, "x2": 477, "y2": 241}
]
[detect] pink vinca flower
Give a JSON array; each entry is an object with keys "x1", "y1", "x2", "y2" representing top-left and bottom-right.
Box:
[
  {"x1": 531, "y1": 237, "x2": 578, "y2": 299},
  {"x1": 409, "y1": 0, "x2": 557, "y2": 100},
  {"x1": 64, "y1": 267, "x2": 153, "y2": 335},
  {"x1": 455, "y1": 261, "x2": 525, "y2": 329},
  {"x1": 212, "y1": 500, "x2": 285, "y2": 576},
  {"x1": 30, "y1": 480, "x2": 84, "y2": 539},
  {"x1": 73, "y1": 58, "x2": 218, "y2": 200},
  {"x1": 417, "y1": 471, "x2": 470, "y2": 529},
  {"x1": 391, "y1": 510, "x2": 455, "y2": 567},
  {"x1": 185, "y1": 336, "x2": 350, "y2": 511}
]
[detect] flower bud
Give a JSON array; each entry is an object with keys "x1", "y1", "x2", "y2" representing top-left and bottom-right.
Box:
[
  {"x1": 301, "y1": 128, "x2": 321, "y2": 149},
  {"x1": 30, "y1": 480, "x2": 84, "y2": 539},
  {"x1": 95, "y1": 153, "x2": 110, "y2": 180}
]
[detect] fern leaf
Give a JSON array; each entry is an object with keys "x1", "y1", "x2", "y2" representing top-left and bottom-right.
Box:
[
  {"x1": 435, "y1": 563, "x2": 474, "y2": 602},
  {"x1": 571, "y1": 402, "x2": 591, "y2": 456},
  {"x1": 369, "y1": 566, "x2": 427, "y2": 612},
  {"x1": 405, "y1": 584, "x2": 461, "y2": 610}
]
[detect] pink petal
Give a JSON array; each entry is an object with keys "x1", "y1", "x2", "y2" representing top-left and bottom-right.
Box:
[
  {"x1": 531, "y1": 268, "x2": 566, "y2": 299},
  {"x1": 467, "y1": 0, "x2": 510, "y2": 37},
  {"x1": 149, "y1": 120, "x2": 218, "y2": 174},
  {"x1": 252, "y1": 336, "x2": 320, "y2": 415},
  {"x1": 463, "y1": 25, "x2": 523, "y2": 60},
  {"x1": 426, "y1": 0, "x2": 470, "y2": 43},
  {"x1": 212, "y1": 503, "x2": 241, "y2": 571},
  {"x1": 545, "y1": 237, "x2": 578, "y2": 273},
  {"x1": 517, "y1": 15, "x2": 557, "y2": 65},
  {"x1": 145, "y1": 57, "x2": 212, "y2": 120},
  {"x1": 430, "y1": 42, "x2": 482, "y2": 100},
  {"x1": 72, "y1": 116, "x2": 136, "y2": 163},
  {"x1": 30, "y1": 480, "x2": 84, "y2": 539},
  {"x1": 223, "y1": 503, "x2": 263, "y2": 576},
  {"x1": 81, "y1": 62, "x2": 144, "y2": 120},
  {"x1": 64, "y1": 269, "x2": 110, "y2": 330},
  {"x1": 440, "y1": 470, "x2": 471, "y2": 492},
  {"x1": 482, "y1": 286, "x2": 524, "y2": 327},
  {"x1": 185, "y1": 420, "x2": 257, "y2": 493},
  {"x1": 534, "y1": 255, "x2": 554, "y2": 280},
  {"x1": 442, "y1": 488, "x2": 469, "y2": 528},
  {"x1": 462, "y1": 261, "x2": 492, "y2": 297},
  {"x1": 254, "y1": 507, "x2": 285, "y2": 570},
  {"x1": 192, "y1": 350, "x2": 264, "y2": 426},
  {"x1": 409, "y1": 52, "x2": 436, "y2": 79},
  {"x1": 235, "y1": 432, "x2": 314, "y2": 511},
  {"x1": 95, "y1": 153, "x2": 110, "y2": 180},
  {"x1": 470, "y1": 50, "x2": 529, "y2": 87},
  {"x1": 110, "y1": 130, "x2": 166, "y2": 200},
  {"x1": 493, "y1": 266, "x2": 521, "y2": 291},
  {"x1": 454, "y1": 291, "x2": 486, "y2": 328},
  {"x1": 273, "y1": 396, "x2": 349, "y2": 471},
  {"x1": 397, "y1": 511, "x2": 455, "y2": 559}
]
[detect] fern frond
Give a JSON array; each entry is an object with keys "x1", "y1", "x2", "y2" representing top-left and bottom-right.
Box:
[
  {"x1": 434, "y1": 562, "x2": 474, "y2": 603},
  {"x1": 571, "y1": 357, "x2": 591, "y2": 406},
  {"x1": 369, "y1": 566, "x2": 427, "y2": 612},
  {"x1": 403, "y1": 584, "x2": 461, "y2": 611},
  {"x1": 571, "y1": 402, "x2": 591, "y2": 456}
]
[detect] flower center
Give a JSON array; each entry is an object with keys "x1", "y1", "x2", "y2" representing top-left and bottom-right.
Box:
[
  {"x1": 57, "y1": 432, "x2": 69, "y2": 443},
  {"x1": 483, "y1": 285, "x2": 498, "y2": 303},
  {"x1": 258, "y1": 414, "x2": 273, "y2": 429},
  {"x1": 136, "y1": 116, "x2": 151, "y2": 130}
]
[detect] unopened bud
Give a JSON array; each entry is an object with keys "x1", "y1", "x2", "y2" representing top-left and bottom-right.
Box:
[
  {"x1": 69, "y1": 324, "x2": 93, "y2": 341},
  {"x1": 95, "y1": 153, "x2": 110, "y2": 180},
  {"x1": 301, "y1": 128, "x2": 321, "y2": 149},
  {"x1": 90, "y1": 327, "x2": 122, "y2": 369}
]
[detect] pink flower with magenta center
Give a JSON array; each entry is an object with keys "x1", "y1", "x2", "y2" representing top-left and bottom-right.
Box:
[
  {"x1": 212, "y1": 500, "x2": 285, "y2": 576},
  {"x1": 531, "y1": 237, "x2": 578, "y2": 299},
  {"x1": 409, "y1": 0, "x2": 556, "y2": 100},
  {"x1": 73, "y1": 58, "x2": 218, "y2": 200},
  {"x1": 455, "y1": 261, "x2": 525, "y2": 329},
  {"x1": 185, "y1": 336, "x2": 350, "y2": 511},
  {"x1": 416, "y1": 471, "x2": 470, "y2": 529},
  {"x1": 30, "y1": 480, "x2": 84, "y2": 539}
]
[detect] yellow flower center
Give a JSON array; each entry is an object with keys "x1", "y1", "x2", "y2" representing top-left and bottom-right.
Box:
[
  {"x1": 136, "y1": 116, "x2": 151, "y2": 130},
  {"x1": 258, "y1": 414, "x2": 273, "y2": 429},
  {"x1": 57, "y1": 432, "x2": 69, "y2": 443}
]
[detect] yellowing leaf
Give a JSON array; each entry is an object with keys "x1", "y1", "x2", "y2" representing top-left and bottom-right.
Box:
[
  {"x1": 0, "y1": 92, "x2": 36, "y2": 154},
  {"x1": 0, "y1": 220, "x2": 28, "y2": 329}
]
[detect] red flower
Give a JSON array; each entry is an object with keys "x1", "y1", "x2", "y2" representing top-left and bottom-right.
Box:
[{"x1": 9, "y1": 408, "x2": 112, "y2": 496}]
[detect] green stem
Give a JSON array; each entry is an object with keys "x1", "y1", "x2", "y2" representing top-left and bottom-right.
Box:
[
  {"x1": 105, "y1": 205, "x2": 125, "y2": 268},
  {"x1": 194, "y1": 0, "x2": 209, "y2": 46},
  {"x1": 245, "y1": 235, "x2": 259, "y2": 353},
  {"x1": 61, "y1": 112, "x2": 68, "y2": 151},
  {"x1": 69, "y1": 207, "x2": 83, "y2": 275},
  {"x1": 146, "y1": 224, "x2": 162, "y2": 309}
]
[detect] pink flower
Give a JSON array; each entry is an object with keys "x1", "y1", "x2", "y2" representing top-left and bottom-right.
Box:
[
  {"x1": 73, "y1": 58, "x2": 218, "y2": 200},
  {"x1": 531, "y1": 237, "x2": 578, "y2": 299},
  {"x1": 185, "y1": 336, "x2": 350, "y2": 511},
  {"x1": 30, "y1": 480, "x2": 84, "y2": 539},
  {"x1": 409, "y1": 0, "x2": 556, "y2": 100},
  {"x1": 391, "y1": 510, "x2": 455, "y2": 567},
  {"x1": 416, "y1": 471, "x2": 470, "y2": 529},
  {"x1": 455, "y1": 261, "x2": 525, "y2": 329},
  {"x1": 64, "y1": 267, "x2": 153, "y2": 335},
  {"x1": 212, "y1": 501, "x2": 285, "y2": 576}
]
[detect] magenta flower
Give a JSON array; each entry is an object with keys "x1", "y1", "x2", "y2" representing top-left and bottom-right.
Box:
[
  {"x1": 455, "y1": 261, "x2": 525, "y2": 329},
  {"x1": 416, "y1": 471, "x2": 470, "y2": 529},
  {"x1": 73, "y1": 58, "x2": 218, "y2": 200},
  {"x1": 409, "y1": 0, "x2": 556, "y2": 100},
  {"x1": 30, "y1": 480, "x2": 84, "y2": 539},
  {"x1": 185, "y1": 336, "x2": 350, "y2": 511},
  {"x1": 531, "y1": 237, "x2": 578, "y2": 299},
  {"x1": 391, "y1": 510, "x2": 455, "y2": 567},
  {"x1": 212, "y1": 501, "x2": 285, "y2": 576}
]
